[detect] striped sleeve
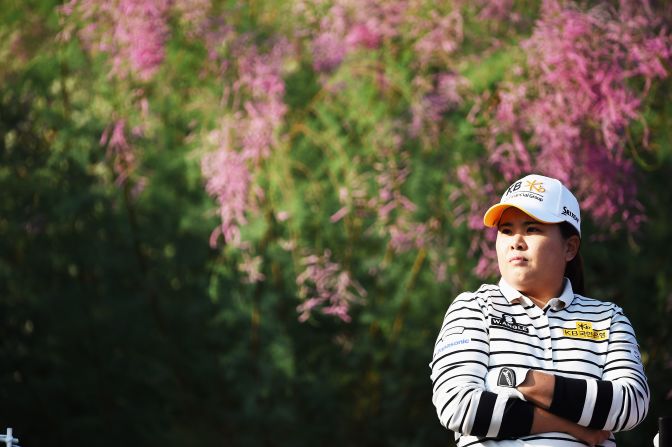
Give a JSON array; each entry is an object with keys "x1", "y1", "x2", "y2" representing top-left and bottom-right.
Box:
[
  {"x1": 430, "y1": 291, "x2": 534, "y2": 438},
  {"x1": 548, "y1": 306, "x2": 650, "y2": 431}
]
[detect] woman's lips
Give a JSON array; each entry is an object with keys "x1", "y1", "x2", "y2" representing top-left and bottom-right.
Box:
[{"x1": 508, "y1": 256, "x2": 527, "y2": 264}]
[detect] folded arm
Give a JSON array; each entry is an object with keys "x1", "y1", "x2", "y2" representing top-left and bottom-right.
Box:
[
  {"x1": 430, "y1": 293, "x2": 614, "y2": 443},
  {"x1": 517, "y1": 309, "x2": 650, "y2": 431},
  {"x1": 430, "y1": 293, "x2": 535, "y2": 438},
  {"x1": 531, "y1": 406, "x2": 611, "y2": 446}
]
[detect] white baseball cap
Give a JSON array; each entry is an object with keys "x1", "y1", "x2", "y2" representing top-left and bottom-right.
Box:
[{"x1": 483, "y1": 174, "x2": 581, "y2": 235}]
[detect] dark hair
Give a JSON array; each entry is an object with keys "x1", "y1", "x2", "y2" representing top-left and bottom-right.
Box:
[{"x1": 559, "y1": 221, "x2": 584, "y2": 295}]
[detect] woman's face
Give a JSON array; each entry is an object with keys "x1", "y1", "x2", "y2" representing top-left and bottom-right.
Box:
[{"x1": 496, "y1": 207, "x2": 578, "y2": 302}]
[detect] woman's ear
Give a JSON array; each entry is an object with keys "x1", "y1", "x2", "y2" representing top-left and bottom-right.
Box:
[{"x1": 565, "y1": 235, "x2": 580, "y2": 262}]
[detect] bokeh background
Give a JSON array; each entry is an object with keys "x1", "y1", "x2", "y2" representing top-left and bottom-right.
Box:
[{"x1": 1, "y1": 0, "x2": 671, "y2": 445}]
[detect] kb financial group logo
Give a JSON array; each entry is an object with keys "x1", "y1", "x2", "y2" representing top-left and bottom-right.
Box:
[
  {"x1": 505, "y1": 179, "x2": 546, "y2": 202},
  {"x1": 505, "y1": 179, "x2": 546, "y2": 195},
  {"x1": 506, "y1": 180, "x2": 546, "y2": 196}
]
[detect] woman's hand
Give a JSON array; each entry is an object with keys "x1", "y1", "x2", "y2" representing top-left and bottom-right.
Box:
[
  {"x1": 531, "y1": 406, "x2": 611, "y2": 446},
  {"x1": 568, "y1": 424, "x2": 611, "y2": 446},
  {"x1": 517, "y1": 369, "x2": 554, "y2": 409}
]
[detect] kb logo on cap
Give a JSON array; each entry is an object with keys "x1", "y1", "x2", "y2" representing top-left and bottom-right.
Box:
[
  {"x1": 525, "y1": 180, "x2": 545, "y2": 193},
  {"x1": 505, "y1": 179, "x2": 546, "y2": 196}
]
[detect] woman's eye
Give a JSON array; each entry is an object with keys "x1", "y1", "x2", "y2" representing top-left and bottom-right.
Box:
[
  {"x1": 499, "y1": 228, "x2": 512, "y2": 235},
  {"x1": 527, "y1": 227, "x2": 540, "y2": 233}
]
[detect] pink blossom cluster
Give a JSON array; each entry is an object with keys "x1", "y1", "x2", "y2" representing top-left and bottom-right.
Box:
[
  {"x1": 473, "y1": 0, "x2": 519, "y2": 23},
  {"x1": 373, "y1": 155, "x2": 440, "y2": 254},
  {"x1": 171, "y1": 2, "x2": 234, "y2": 74},
  {"x1": 60, "y1": 0, "x2": 170, "y2": 81},
  {"x1": 172, "y1": 0, "x2": 213, "y2": 36},
  {"x1": 60, "y1": 0, "x2": 168, "y2": 199},
  {"x1": 296, "y1": 250, "x2": 367, "y2": 322},
  {"x1": 449, "y1": 165, "x2": 500, "y2": 278},
  {"x1": 486, "y1": 0, "x2": 670, "y2": 230},
  {"x1": 238, "y1": 251, "x2": 266, "y2": 284},
  {"x1": 171, "y1": 0, "x2": 287, "y2": 242},
  {"x1": 410, "y1": 72, "x2": 467, "y2": 141},
  {"x1": 330, "y1": 148, "x2": 443, "y2": 261},
  {"x1": 373, "y1": 153, "x2": 417, "y2": 224},
  {"x1": 201, "y1": 148, "x2": 251, "y2": 248},
  {"x1": 388, "y1": 218, "x2": 440, "y2": 253},
  {"x1": 300, "y1": 1, "x2": 469, "y2": 144},
  {"x1": 201, "y1": 37, "x2": 291, "y2": 248},
  {"x1": 405, "y1": 6, "x2": 468, "y2": 145},
  {"x1": 234, "y1": 41, "x2": 290, "y2": 161},
  {"x1": 114, "y1": 0, "x2": 170, "y2": 81},
  {"x1": 99, "y1": 118, "x2": 146, "y2": 197},
  {"x1": 300, "y1": 0, "x2": 408, "y2": 73},
  {"x1": 329, "y1": 156, "x2": 412, "y2": 224},
  {"x1": 303, "y1": 1, "x2": 468, "y2": 75},
  {"x1": 410, "y1": 8, "x2": 463, "y2": 68},
  {"x1": 460, "y1": 0, "x2": 670, "y2": 277}
]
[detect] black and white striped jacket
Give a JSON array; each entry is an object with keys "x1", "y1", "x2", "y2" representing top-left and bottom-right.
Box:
[{"x1": 430, "y1": 278, "x2": 650, "y2": 446}]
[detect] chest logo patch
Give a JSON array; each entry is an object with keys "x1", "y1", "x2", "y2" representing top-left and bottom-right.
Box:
[
  {"x1": 491, "y1": 314, "x2": 529, "y2": 334},
  {"x1": 562, "y1": 321, "x2": 607, "y2": 340}
]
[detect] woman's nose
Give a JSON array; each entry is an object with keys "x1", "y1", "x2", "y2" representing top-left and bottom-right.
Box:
[{"x1": 510, "y1": 233, "x2": 526, "y2": 250}]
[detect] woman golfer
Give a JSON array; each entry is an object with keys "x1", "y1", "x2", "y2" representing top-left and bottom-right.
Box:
[{"x1": 430, "y1": 174, "x2": 649, "y2": 446}]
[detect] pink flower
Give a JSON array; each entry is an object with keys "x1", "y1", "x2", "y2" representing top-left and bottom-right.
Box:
[
  {"x1": 116, "y1": 0, "x2": 169, "y2": 80},
  {"x1": 389, "y1": 219, "x2": 431, "y2": 253},
  {"x1": 411, "y1": 72, "x2": 467, "y2": 139},
  {"x1": 480, "y1": 0, "x2": 669, "y2": 248},
  {"x1": 172, "y1": 0, "x2": 212, "y2": 32},
  {"x1": 307, "y1": 0, "x2": 409, "y2": 73},
  {"x1": 296, "y1": 250, "x2": 366, "y2": 323},
  {"x1": 101, "y1": 119, "x2": 136, "y2": 186},
  {"x1": 433, "y1": 261, "x2": 447, "y2": 283},
  {"x1": 62, "y1": 0, "x2": 170, "y2": 81},
  {"x1": 330, "y1": 207, "x2": 349, "y2": 223},
  {"x1": 201, "y1": 37, "x2": 291, "y2": 250},
  {"x1": 312, "y1": 31, "x2": 347, "y2": 72},
  {"x1": 276, "y1": 211, "x2": 290, "y2": 222},
  {"x1": 412, "y1": 10, "x2": 463, "y2": 68},
  {"x1": 449, "y1": 164, "x2": 500, "y2": 276},
  {"x1": 233, "y1": 39, "x2": 290, "y2": 161},
  {"x1": 345, "y1": 23, "x2": 381, "y2": 49},
  {"x1": 238, "y1": 252, "x2": 266, "y2": 284},
  {"x1": 201, "y1": 149, "x2": 251, "y2": 247},
  {"x1": 460, "y1": 0, "x2": 670, "y2": 278},
  {"x1": 476, "y1": 0, "x2": 520, "y2": 22}
]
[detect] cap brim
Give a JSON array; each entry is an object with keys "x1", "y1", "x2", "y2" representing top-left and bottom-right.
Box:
[{"x1": 483, "y1": 203, "x2": 562, "y2": 228}]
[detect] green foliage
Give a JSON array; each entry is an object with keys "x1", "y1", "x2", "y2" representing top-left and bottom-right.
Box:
[{"x1": 1, "y1": 1, "x2": 671, "y2": 447}]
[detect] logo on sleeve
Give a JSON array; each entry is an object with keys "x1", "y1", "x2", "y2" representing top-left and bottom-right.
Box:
[
  {"x1": 435, "y1": 337, "x2": 472, "y2": 355},
  {"x1": 497, "y1": 367, "x2": 516, "y2": 388},
  {"x1": 562, "y1": 321, "x2": 607, "y2": 340},
  {"x1": 491, "y1": 314, "x2": 529, "y2": 334}
]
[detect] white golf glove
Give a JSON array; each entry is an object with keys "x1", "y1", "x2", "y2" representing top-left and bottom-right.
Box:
[{"x1": 484, "y1": 366, "x2": 529, "y2": 400}]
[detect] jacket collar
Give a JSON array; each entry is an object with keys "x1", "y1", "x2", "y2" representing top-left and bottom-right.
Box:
[{"x1": 498, "y1": 277, "x2": 575, "y2": 310}]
